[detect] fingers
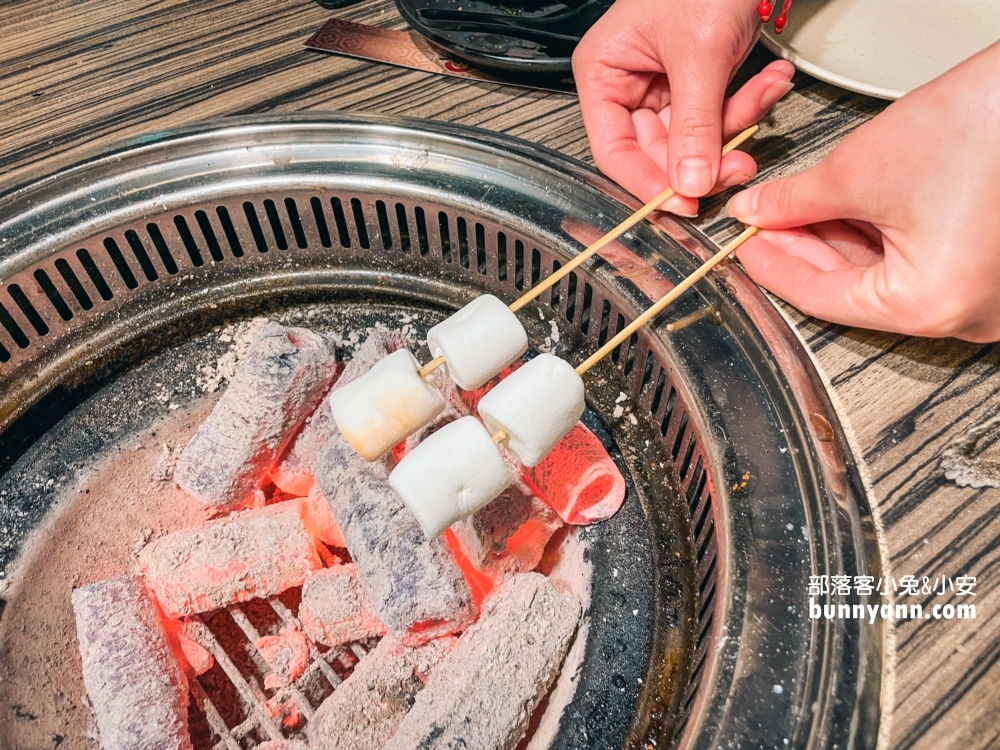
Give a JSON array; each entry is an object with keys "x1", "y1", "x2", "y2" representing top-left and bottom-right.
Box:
[
  {"x1": 736, "y1": 232, "x2": 900, "y2": 331},
  {"x1": 720, "y1": 60, "x2": 795, "y2": 138},
  {"x1": 576, "y1": 66, "x2": 676, "y2": 204},
  {"x1": 726, "y1": 158, "x2": 864, "y2": 229},
  {"x1": 665, "y1": 55, "x2": 731, "y2": 197}
]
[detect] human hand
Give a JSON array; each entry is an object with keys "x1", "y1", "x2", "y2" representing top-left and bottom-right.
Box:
[
  {"x1": 728, "y1": 41, "x2": 1000, "y2": 342},
  {"x1": 573, "y1": 0, "x2": 794, "y2": 216}
]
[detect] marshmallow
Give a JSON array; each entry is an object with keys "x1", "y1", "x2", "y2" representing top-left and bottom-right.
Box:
[
  {"x1": 477, "y1": 354, "x2": 585, "y2": 467},
  {"x1": 427, "y1": 295, "x2": 528, "y2": 390},
  {"x1": 389, "y1": 417, "x2": 513, "y2": 539},
  {"x1": 329, "y1": 349, "x2": 446, "y2": 461}
]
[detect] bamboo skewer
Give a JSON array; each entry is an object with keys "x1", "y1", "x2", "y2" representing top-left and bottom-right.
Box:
[
  {"x1": 417, "y1": 124, "x2": 761, "y2": 380},
  {"x1": 486, "y1": 225, "x2": 760, "y2": 447},
  {"x1": 575, "y1": 225, "x2": 759, "y2": 375}
]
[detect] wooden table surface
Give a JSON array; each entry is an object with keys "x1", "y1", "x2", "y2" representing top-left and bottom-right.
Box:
[{"x1": 2, "y1": 0, "x2": 999, "y2": 748}]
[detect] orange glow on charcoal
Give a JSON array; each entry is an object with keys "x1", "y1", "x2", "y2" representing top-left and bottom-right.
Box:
[{"x1": 444, "y1": 528, "x2": 498, "y2": 609}]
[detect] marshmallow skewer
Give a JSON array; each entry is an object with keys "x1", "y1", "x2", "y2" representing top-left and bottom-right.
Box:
[
  {"x1": 575, "y1": 225, "x2": 759, "y2": 375},
  {"x1": 416, "y1": 123, "x2": 761, "y2": 380}
]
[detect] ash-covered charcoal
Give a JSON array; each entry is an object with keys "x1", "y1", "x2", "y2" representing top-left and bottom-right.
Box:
[
  {"x1": 299, "y1": 565, "x2": 386, "y2": 647},
  {"x1": 314, "y1": 429, "x2": 476, "y2": 641},
  {"x1": 384, "y1": 572, "x2": 581, "y2": 750},
  {"x1": 175, "y1": 323, "x2": 337, "y2": 510},
  {"x1": 72, "y1": 575, "x2": 192, "y2": 750},
  {"x1": 523, "y1": 423, "x2": 626, "y2": 525},
  {"x1": 451, "y1": 474, "x2": 562, "y2": 569},
  {"x1": 256, "y1": 626, "x2": 311, "y2": 689},
  {"x1": 307, "y1": 634, "x2": 454, "y2": 750},
  {"x1": 138, "y1": 499, "x2": 320, "y2": 618},
  {"x1": 257, "y1": 741, "x2": 310, "y2": 750},
  {"x1": 273, "y1": 329, "x2": 406, "y2": 496}
]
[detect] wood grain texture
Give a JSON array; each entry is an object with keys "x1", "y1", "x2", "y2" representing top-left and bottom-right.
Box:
[{"x1": 1, "y1": 0, "x2": 998, "y2": 748}]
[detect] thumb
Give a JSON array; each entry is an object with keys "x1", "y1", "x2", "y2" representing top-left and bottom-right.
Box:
[
  {"x1": 727, "y1": 160, "x2": 864, "y2": 229},
  {"x1": 667, "y1": 58, "x2": 730, "y2": 198}
]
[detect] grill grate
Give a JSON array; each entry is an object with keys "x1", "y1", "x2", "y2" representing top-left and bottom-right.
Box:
[{"x1": 187, "y1": 592, "x2": 373, "y2": 749}]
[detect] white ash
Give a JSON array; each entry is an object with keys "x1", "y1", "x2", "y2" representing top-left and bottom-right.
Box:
[
  {"x1": 175, "y1": 323, "x2": 338, "y2": 510},
  {"x1": 71, "y1": 575, "x2": 191, "y2": 750},
  {"x1": 314, "y1": 427, "x2": 476, "y2": 640},
  {"x1": 298, "y1": 565, "x2": 386, "y2": 648},
  {"x1": 384, "y1": 573, "x2": 581, "y2": 750},
  {"x1": 307, "y1": 635, "x2": 454, "y2": 750}
]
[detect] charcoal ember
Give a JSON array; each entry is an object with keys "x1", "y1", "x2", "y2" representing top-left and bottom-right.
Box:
[
  {"x1": 273, "y1": 330, "x2": 406, "y2": 496},
  {"x1": 384, "y1": 572, "x2": 581, "y2": 750},
  {"x1": 307, "y1": 635, "x2": 454, "y2": 750},
  {"x1": 523, "y1": 423, "x2": 626, "y2": 525},
  {"x1": 72, "y1": 575, "x2": 192, "y2": 750},
  {"x1": 138, "y1": 499, "x2": 320, "y2": 618},
  {"x1": 175, "y1": 323, "x2": 337, "y2": 510},
  {"x1": 177, "y1": 622, "x2": 214, "y2": 675},
  {"x1": 256, "y1": 626, "x2": 311, "y2": 689},
  {"x1": 314, "y1": 428, "x2": 476, "y2": 641},
  {"x1": 303, "y1": 487, "x2": 346, "y2": 548},
  {"x1": 299, "y1": 565, "x2": 386, "y2": 647},
  {"x1": 257, "y1": 742, "x2": 309, "y2": 750},
  {"x1": 461, "y1": 364, "x2": 626, "y2": 525},
  {"x1": 451, "y1": 474, "x2": 562, "y2": 569}
]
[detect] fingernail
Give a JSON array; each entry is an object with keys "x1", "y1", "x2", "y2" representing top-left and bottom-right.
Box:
[
  {"x1": 760, "y1": 80, "x2": 794, "y2": 110},
  {"x1": 726, "y1": 188, "x2": 759, "y2": 219},
  {"x1": 675, "y1": 158, "x2": 713, "y2": 197}
]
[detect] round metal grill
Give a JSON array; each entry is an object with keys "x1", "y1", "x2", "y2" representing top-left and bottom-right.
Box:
[{"x1": 0, "y1": 114, "x2": 883, "y2": 750}]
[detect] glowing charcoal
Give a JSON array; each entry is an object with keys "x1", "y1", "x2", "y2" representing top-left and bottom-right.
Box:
[
  {"x1": 426, "y1": 294, "x2": 528, "y2": 390},
  {"x1": 307, "y1": 635, "x2": 454, "y2": 750},
  {"x1": 175, "y1": 323, "x2": 337, "y2": 511},
  {"x1": 384, "y1": 573, "x2": 580, "y2": 750},
  {"x1": 524, "y1": 423, "x2": 627, "y2": 525},
  {"x1": 72, "y1": 575, "x2": 192, "y2": 750},
  {"x1": 478, "y1": 353, "x2": 586, "y2": 467},
  {"x1": 390, "y1": 417, "x2": 513, "y2": 539},
  {"x1": 256, "y1": 627, "x2": 311, "y2": 690},
  {"x1": 450, "y1": 474, "x2": 562, "y2": 569},
  {"x1": 258, "y1": 742, "x2": 310, "y2": 750},
  {"x1": 298, "y1": 565, "x2": 386, "y2": 647},
  {"x1": 138, "y1": 500, "x2": 320, "y2": 618},
  {"x1": 273, "y1": 330, "x2": 406, "y2": 496},
  {"x1": 313, "y1": 428, "x2": 476, "y2": 641},
  {"x1": 328, "y1": 349, "x2": 445, "y2": 461}
]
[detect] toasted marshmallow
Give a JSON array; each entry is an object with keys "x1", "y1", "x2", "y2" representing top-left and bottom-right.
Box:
[
  {"x1": 389, "y1": 417, "x2": 513, "y2": 539},
  {"x1": 477, "y1": 354, "x2": 585, "y2": 467},
  {"x1": 426, "y1": 295, "x2": 528, "y2": 390},
  {"x1": 328, "y1": 349, "x2": 445, "y2": 461}
]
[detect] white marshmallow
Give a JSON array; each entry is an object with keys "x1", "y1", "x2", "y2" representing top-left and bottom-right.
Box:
[
  {"x1": 389, "y1": 417, "x2": 513, "y2": 539},
  {"x1": 426, "y1": 294, "x2": 528, "y2": 390},
  {"x1": 477, "y1": 354, "x2": 585, "y2": 467},
  {"x1": 328, "y1": 349, "x2": 445, "y2": 461}
]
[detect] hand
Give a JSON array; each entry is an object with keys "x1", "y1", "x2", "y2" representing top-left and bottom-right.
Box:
[
  {"x1": 573, "y1": 0, "x2": 794, "y2": 215},
  {"x1": 728, "y1": 41, "x2": 1000, "y2": 342}
]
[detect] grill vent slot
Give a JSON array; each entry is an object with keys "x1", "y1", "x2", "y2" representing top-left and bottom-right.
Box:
[
  {"x1": 76, "y1": 248, "x2": 114, "y2": 300},
  {"x1": 54, "y1": 259, "x2": 94, "y2": 311},
  {"x1": 173, "y1": 217, "x2": 205, "y2": 268},
  {"x1": 9, "y1": 283, "x2": 50, "y2": 334},
  {"x1": 147, "y1": 223, "x2": 181, "y2": 273},
  {"x1": 33, "y1": 271, "x2": 73, "y2": 323},
  {"x1": 194, "y1": 211, "x2": 225, "y2": 262}
]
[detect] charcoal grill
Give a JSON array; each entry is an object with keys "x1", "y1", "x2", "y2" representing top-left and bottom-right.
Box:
[{"x1": 0, "y1": 114, "x2": 884, "y2": 750}]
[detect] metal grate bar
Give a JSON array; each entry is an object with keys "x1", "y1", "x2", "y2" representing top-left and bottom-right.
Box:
[
  {"x1": 190, "y1": 679, "x2": 243, "y2": 750},
  {"x1": 188, "y1": 620, "x2": 284, "y2": 740}
]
